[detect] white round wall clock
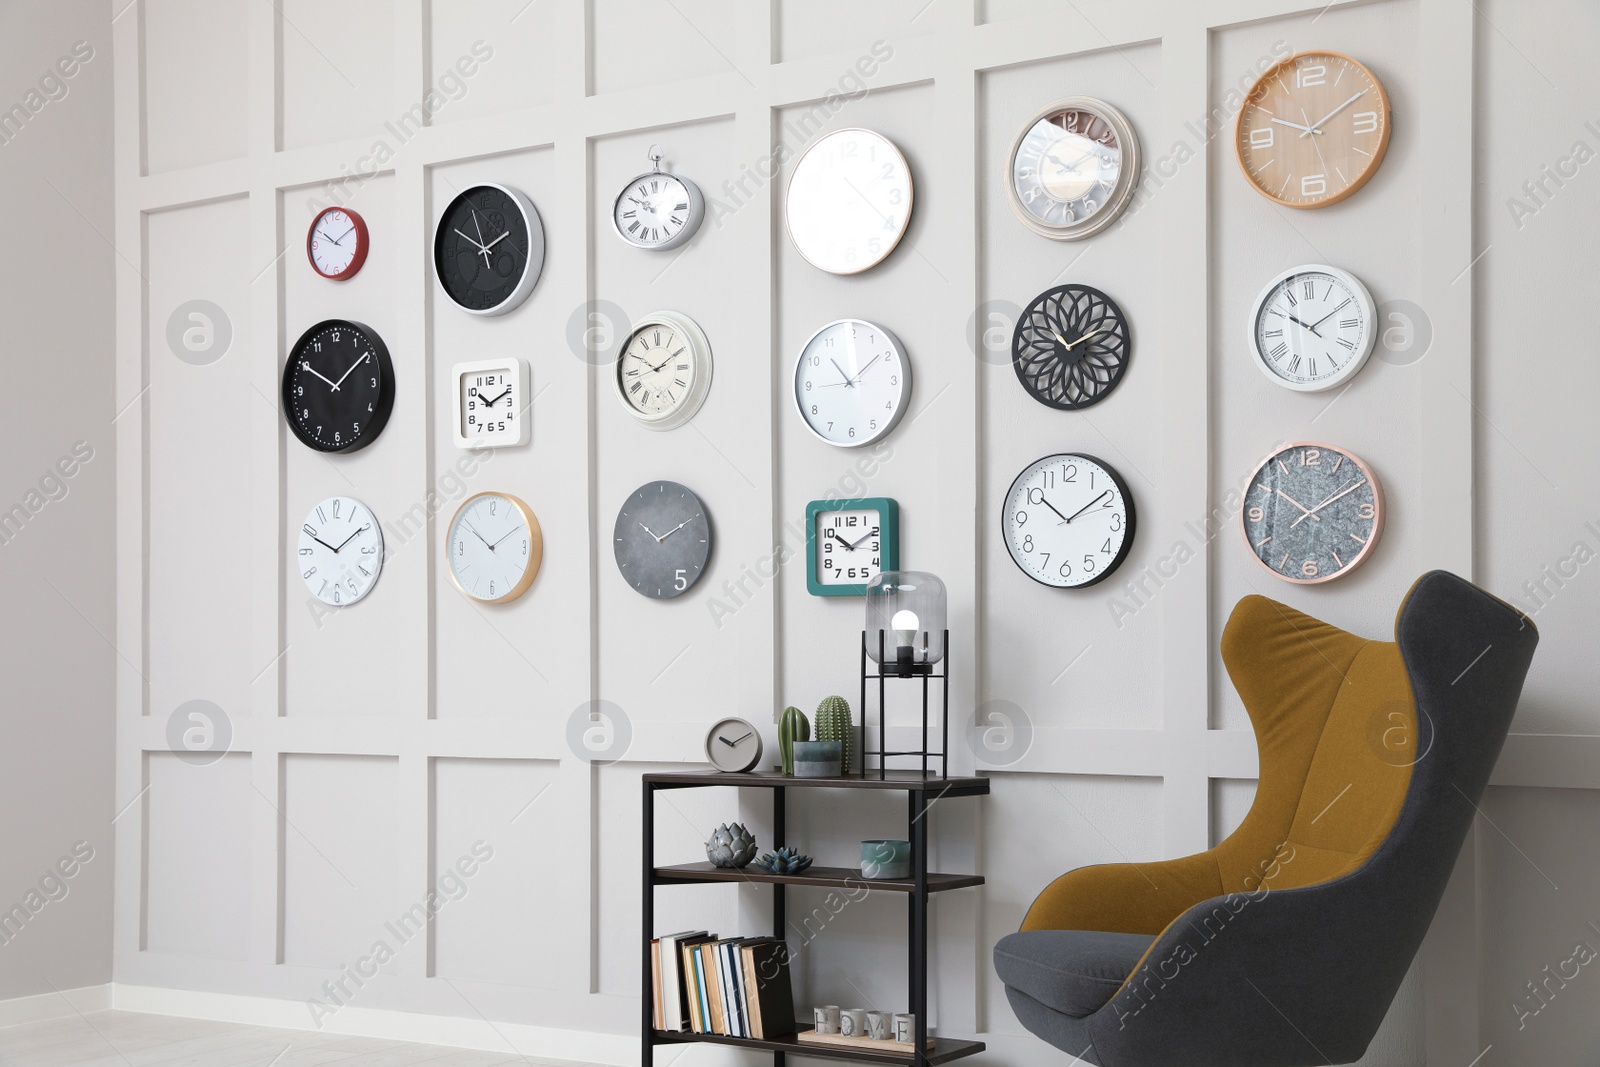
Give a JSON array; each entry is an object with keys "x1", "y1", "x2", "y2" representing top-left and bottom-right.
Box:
[
  {"x1": 785, "y1": 128, "x2": 913, "y2": 275},
  {"x1": 298, "y1": 496, "x2": 384, "y2": 606},
  {"x1": 446, "y1": 491, "x2": 543, "y2": 604},
  {"x1": 613, "y1": 311, "x2": 713, "y2": 430},
  {"x1": 1006, "y1": 97, "x2": 1141, "y2": 241},
  {"x1": 793, "y1": 319, "x2": 911, "y2": 448},
  {"x1": 611, "y1": 146, "x2": 705, "y2": 251},
  {"x1": 1248, "y1": 264, "x2": 1377, "y2": 392},
  {"x1": 1002, "y1": 454, "x2": 1135, "y2": 589}
]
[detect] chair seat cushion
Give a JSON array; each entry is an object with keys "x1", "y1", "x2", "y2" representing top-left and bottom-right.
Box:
[{"x1": 993, "y1": 929, "x2": 1154, "y2": 1018}]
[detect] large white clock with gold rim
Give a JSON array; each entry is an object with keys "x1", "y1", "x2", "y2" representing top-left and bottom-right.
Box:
[
  {"x1": 784, "y1": 128, "x2": 913, "y2": 275},
  {"x1": 446, "y1": 492, "x2": 542, "y2": 603}
]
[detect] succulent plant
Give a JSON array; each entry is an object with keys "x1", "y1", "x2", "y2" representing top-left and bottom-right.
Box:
[
  {"x1": 778, "y1": 706, "x2": 810, "y2": 775},
  {"x1": 752, "y1": 847, "x2": 814, "y2": 875},
  {"x1": 814, "y1": 695, "x2": 854, "y2": 774},
  {"x1": 705, "y1": 822, "x2": 758, "y2": 869}
]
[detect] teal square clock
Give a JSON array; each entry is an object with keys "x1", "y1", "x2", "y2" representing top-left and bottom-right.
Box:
[{"x1": 805, "y1": 497, "x2": 899, "y2": 597}]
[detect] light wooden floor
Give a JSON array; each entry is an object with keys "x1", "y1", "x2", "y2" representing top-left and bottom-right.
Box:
[{"x1": 0, "y1": 1011, "x2": 593, "y2": 1067}]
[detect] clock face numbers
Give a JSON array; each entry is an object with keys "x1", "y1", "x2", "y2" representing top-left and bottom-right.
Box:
[
  {"x1": 615, "y1": 312, "x2": 713, "y2": 430},
  {"x1": 454, "y1": 358, "x2": 529, "y2": 448},
  {"x1": 281, "y1": 319, "x2": 394, "y2": 454},
  {"x1": 613, "y1": 481, "x2": 712, "y2": 600},
  {"x1": 306, "y1": 207, "x2": 369, "y2": 280},
  {"x1": 1012, "y1": 285, "x2": 1130, "y2": 410},
  {"x1": 1007, "y1": 98, "x2": 1139, "y2": 240},
  {"x1": 794, "y1": 320, "x2": 911, "y2": 447},
  {"x1": 706, "y1": 717, "x2": 762, "y2": 773},
  {"x1": 818, "y1": 510, "x2": 883, "y2": 587},
  {"x1": 1243, "y1": 443, "x2": 1383, "y2": 584},
  {"x1": 1236, "y1": 51, "x2": 1391, "y2": 208},
  {"x1": 298, "y1": 496, "x2": 384, "y2": 606},
  {"x1": 1250, "y1": 265, "x2": 1376, "y2": 391},
  {"x1": 447, "y1": 492, "x2": 542, "y2": 604},
  {"x1": 613, "y1": 166, "x2": 703, "y2": 250},
  {"x1": 433, "y1": 183, "x2": 545, "y2": 315},
  {"x1": 785, "y1": 128, "x2": 913, "y2": 275},
  {"x1": 1003, "y1": 454, "x2": 1134, "y2": 589}
]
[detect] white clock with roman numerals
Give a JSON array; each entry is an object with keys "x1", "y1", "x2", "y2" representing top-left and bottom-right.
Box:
[
  {"x1": 614, "y1": 311, "x2": 713, "y2": 430},
  {"x1": 1248, "y1": 264, "x2": 1376, "y2": 392},
  {"x1": 611, "y1": 146, "x2": 704, "y2": 251},
  {"x1": 298, "y1": 496, "x2": 384, "y2": 606}
]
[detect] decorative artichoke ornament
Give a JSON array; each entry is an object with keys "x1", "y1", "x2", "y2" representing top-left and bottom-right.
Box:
[
  {"x1": 752, "y1": 847, "x2": 814, "y2": 875},
  {"x1": 705, "y1": 822, "x2": 758, "y2": 869}
]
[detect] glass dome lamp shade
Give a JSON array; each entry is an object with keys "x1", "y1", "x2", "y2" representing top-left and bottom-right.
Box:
[{"x1": 865, "y1": 571, "x2": 946, "y2": 673}]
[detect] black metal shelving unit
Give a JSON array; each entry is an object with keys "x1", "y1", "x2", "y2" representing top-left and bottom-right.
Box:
[{"x1": 642, "y1": 770, "x2": 989, "y2": 1066}]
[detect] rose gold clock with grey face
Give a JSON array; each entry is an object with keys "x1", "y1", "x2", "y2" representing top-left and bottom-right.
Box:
[
  {"x1": 1242, "y1": 442, "x2": 1383, "y2": 583},
  {"x1": 1236, "y1": 51, "x2": 1392, "y2": 208}
]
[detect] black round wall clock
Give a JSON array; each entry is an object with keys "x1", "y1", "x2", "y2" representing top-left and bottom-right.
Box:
[
  {"x1": 1012, "y1": 284, "x2": 1131, "y2": 410},
  {"x1": 433, "y1": 182, "x2": 545, "y2": 316},
  {"x1": 281, "y1": 319, "x2": 395, "y2": 454}
]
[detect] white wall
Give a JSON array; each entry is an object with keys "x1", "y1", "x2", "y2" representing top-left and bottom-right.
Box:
[
  {"x1": 106, "y1": 0, "x2": 1600, "y2": 1064},
  {"x1": 0, "y1": 0, "x2": 116, "y2": 1005}
]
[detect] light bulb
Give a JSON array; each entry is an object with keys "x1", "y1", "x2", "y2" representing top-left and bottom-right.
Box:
[{"x1": 891, "y1": 608, "x2": 920, "y2": 651}]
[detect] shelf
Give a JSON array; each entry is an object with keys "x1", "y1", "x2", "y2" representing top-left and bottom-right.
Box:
[
  {"x1": 654, "y1": 862, "x2": 984, "y2": 893},
  {"x1": 643, "y1": 769, "x2": 990, "y2": 797},
  {"x1": 653, "y1": 1028, "x2": 985, "y2": 1065}
]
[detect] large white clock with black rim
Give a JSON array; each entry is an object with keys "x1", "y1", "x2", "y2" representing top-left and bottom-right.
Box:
[
  {"x1": 1002, "y1": 453, "x2": 1135, "y2": 589},
  {"x1": 793, "y1": 319, "x2": 910, "y2": 447},
  {"x1": 433, "y1": 183, "x2": 545, "y2": 316},
  {"x1": 1249, "y1": 264, "x2": 1377, "y2": 392}
]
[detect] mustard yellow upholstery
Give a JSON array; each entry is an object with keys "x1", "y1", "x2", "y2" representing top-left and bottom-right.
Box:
[{"x1": 1022, "y1": 594, "x2": 1416, "y2": 936}]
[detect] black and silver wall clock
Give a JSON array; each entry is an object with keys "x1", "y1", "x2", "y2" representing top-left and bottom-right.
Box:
[
  {"x1": 613, "y1": 481, "x2": 712, "y2": 600},
  {"x1": 433, "y1": 182, "x2": 545, "y2": 316},
  {"x1": 1242, "y1": 441, "x2": 1383, "y2": 584},
  {"x1": 611, "y1": 145, "x2": 705, "y2": 251},
  {"x1": 1002, "y1": 453, "x2": 1135, "y2": 589},
  {"x1": 1012, "y1": 284, "x2": 1130, "y2": 410},
  {"x1": 281, "y1": 319, "x2": 395, "y2": 454}
]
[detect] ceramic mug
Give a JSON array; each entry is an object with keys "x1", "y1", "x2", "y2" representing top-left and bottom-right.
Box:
[
  {"x1": 840, "y1": 1007, "x2": 867, "y2": 1037},
  {"x1": 866, "y1": 1010, "x2": 892, "y2": 1040},
  {"x1": 861, "y1": 838, "x2": 912, "y2": 879},
  {"x1": 814, "y1": 1004, "x2": 840, "y2": 1035},
  {"x1": 893, "y1": 1013, "x2": 916, "y2": 1043}
]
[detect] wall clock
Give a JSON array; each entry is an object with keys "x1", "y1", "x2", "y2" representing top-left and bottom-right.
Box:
[
  {"x1": 1006, "y1": 97, "x2": 1141, "y2": 241},
  {"x1": 613, "y1": 480, "x2": 712, "y2": 600},
  {"x1": 614, "y1": 311, "x2": 713, "y2": 430},
  {"x1": 452, "y1": 358, "x2": 530, "y2": 448},
  {"x1": 1012, "y1": 284, "x2": 1130, "y2": 410},
  {"x1": 1242, "y1": 442, "x2": 1383, "y2": 584},
  {"x1": 706, "y1": 717, "x2": 763, "y2": 773},
  {"x1": 793, "y1": 319, "x2": 910, "y2": 447},
  {"x1": 1236, "y1": 50, "x2": 1392, "y2": 208},
  {"x1": 805, "y1": 497, "x2": 899, "y2": 597},
  {"x1": 612, "y1": 145, "x2": 704, "y2": 251},
  {"x1": 1002, "y1": 453, "x2": 1134, "y2": 589},
  {"x1": 298, "y1": 496, "x2": 384, "y2": 606},
  {"x1": 281, "y1": 319, "x2": 394, "y2": 454},
  {"x1": 1248, "y1": 264, "x2": 1376, "y2": 392},
  {"x1": 446, "y1": 491, "x2": 542, "y2": 604},
  {"x1": 306, "y1": 206, "x2": 369, "y2": 280},
  {"x1": 433, "y1": 183, "x2": 545, "y2": 316},
  {"x1": 785, "y1": 128, "x2": 913, "y2": 275}
]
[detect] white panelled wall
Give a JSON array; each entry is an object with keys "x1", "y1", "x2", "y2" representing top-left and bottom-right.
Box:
[{"x1": 105, "y1": 1, "x2": 1600, "y2": 1064}]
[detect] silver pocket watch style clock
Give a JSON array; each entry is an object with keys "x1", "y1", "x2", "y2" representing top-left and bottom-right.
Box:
[{"x1": 612, "y1": 145, "x2": 705, "y2": 251}]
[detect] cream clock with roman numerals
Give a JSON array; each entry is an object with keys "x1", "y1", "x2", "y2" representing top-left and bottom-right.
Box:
[
  {"x1": 1249, "y1": 264, "x2": 1376, "y2": 392},
  {"x1": 298, "y1": 496, "x2": 384, "y2": 606},
  {"x1": 614, "y1": 311, "x2": 713, "y2": 430}
]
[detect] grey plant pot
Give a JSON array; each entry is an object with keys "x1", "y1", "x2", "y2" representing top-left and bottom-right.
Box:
[{"x1": 792, "y1": 740, "x2": 842, "y2": 778}]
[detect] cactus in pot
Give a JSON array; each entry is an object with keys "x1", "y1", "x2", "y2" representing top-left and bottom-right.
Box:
[
  {"x1": 814, "y1": 695, "x2": 854, "y2": 775},
  {"x1": 778, "y1": 706, "x2": 810, "y2": 775}
]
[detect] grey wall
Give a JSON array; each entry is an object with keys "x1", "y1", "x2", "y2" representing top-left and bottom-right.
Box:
[
  {"x1": 0, "y1": 0, "x2": 116, "y2": 1003},
  {"x1": 101, "y1": 0, "x2": 1600, "y2": 1064}
]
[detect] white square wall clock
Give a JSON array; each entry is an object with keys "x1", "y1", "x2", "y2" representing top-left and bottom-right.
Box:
[{"x1": 452, "y1": 358, "x2": 530, "y2": 448}]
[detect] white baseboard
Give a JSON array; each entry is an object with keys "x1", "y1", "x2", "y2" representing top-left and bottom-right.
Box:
[
  {"x1": 110, "y1": 984, "x2": 638, "y2": 1066},
  {"x1": 0, "y1": 984, "x2": 113, "y2": 1028}
]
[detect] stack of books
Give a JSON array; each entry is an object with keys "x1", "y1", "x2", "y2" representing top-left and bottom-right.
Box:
[{"x1": 651, "y1": 932, "x2": 797, "y2": 1039}]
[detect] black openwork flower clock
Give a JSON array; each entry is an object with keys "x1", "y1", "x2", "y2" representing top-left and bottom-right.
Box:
[{"x1": 1011, "y1": 283, "x2": 1131, "y2": 410}]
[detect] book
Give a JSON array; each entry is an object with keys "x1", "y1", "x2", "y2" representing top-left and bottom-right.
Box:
[
  {"x1": 740, "y1": 941, "x2": 767, "y2": 1037},
  {"x1": 724, "y1": 940, "x2": 748, "y2": 1037},
  {"x1": 679, "y1": 935, "x2": 715, "y2": 1033},
  {"x1": 713, "y1": 939, "x2": 735, "y2": 1036},
  {"x1": 657, "y1": 930, "x2": 705, "y2": 1032},
  {"x1": 744, "y1": 940, "x2": 797, "y2": 1038},
  {"x1": 701, "y1": 940, "x2": 725, "y2": 1034},
  {"x1": 651, "y1": 939, "x2": 662, "y2": 1030}
]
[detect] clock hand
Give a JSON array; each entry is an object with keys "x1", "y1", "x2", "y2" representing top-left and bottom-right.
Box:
[
  {"x1": 830, "y1": 358, "x2": 855, "y2": 388},
  {"x1": 657, "y1": 520, "x2": 691, "y2": 541},
  {"x1": 316, "y1": 230, "x2": 340, "y2": 247},
  {"x1": 1270, "y1": 116, "x2": 1319, "y2": 134},
  {"x1": 309, "y1": 535, "x2": 340, "y2": 553},
  {"x1": 464, "y1": 521, "x2": 494, "y2": 549},
  {"x1": 1286, "y1": 313, "x2": 1323, "y2": 339},
  {"x1": 488, "y1": 524, "x2": 523, "y2": 549},
  {"x1": 1274, "y1": 487, "x2": 1321, "y2": 522},
  {"x1": 1290, "y1": 479, "x2": 1367, "y2": 527},
  {"x1": 301, "y1": 362, "x2": 340, "y2": 390},
  {"x1": 469, "y1": 210, "x2": 493, "y2": 268},
  {"x1": 1301, "y1": 90, "x2": 1366, "y2": 138},
  {"x1": 724, "y1": 731, "x2": 753, "y2": 746},
  {"x1": 1038, "y1": 496, "x2": 1073, "y2": 525},
  {"x1": 848, "y1": 352, "x2": 885, "y2": 383},
  {"x1": 847, "y1": 530, "x2": 876, "y2": 549},
  {"x1": 328, "y1": 352, "x2": 370, "y2": 391},
  {"x1": 331, "y1": 527, "x2": 367, "y2": 553},
  {"x1": 482, "y1": 231, "x2": 508, "y2": 250},
  {"x1": 1064, "y1": 328, "x2": 1101, "y2": 350},
  {"x1": 638, "y1": 521, "x2": 662, "y2": 542},
  {"x1": 827, "y1": 530, "x2": 856, "y2": 552},
  {"x1": 453, "y1": 227, "x2": 488, "y2": 251},
  {"x1": 1306, "y1": 305, "x2": 1343, "y2": 333},
  {"x1": 1063, "y1": 489, "x2": 1111, "y2": 523},
  {"x1": 330, "y1": 225, "x2": 355, "y2": 245},
  {"x1": 481, "y1": 388, "x2": 511, "y2": 407}
]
